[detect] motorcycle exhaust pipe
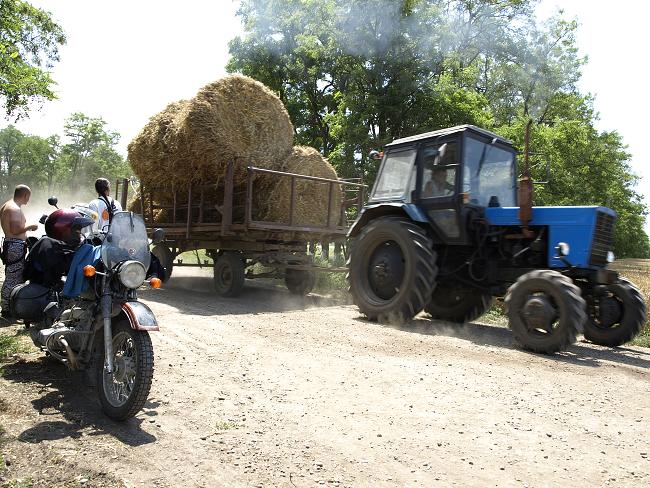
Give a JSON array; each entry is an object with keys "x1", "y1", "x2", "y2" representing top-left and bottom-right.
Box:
[{"x1": 58, "y1": 337, "x2": 79, "y2": 370}]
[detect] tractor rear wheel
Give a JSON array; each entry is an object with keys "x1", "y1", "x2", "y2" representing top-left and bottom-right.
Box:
[
  {"x1": 583, "y1": 278, "x2": 646, "y2": 347},
  {"x1": 213, "y1": 252, "x2": 246, "y2": 297},
  {"x1": 425, "y1": 281, "x2": 493, "y2": 323},
  {"x1": 505, "y1": 270, "x2": 586, "y2": 354},
  {"x1": 347, "y1": 216, "x2": 437, "y2": 324}
]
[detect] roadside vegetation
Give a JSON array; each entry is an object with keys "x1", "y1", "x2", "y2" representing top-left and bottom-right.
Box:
[{"x1": 611, "y1": 259, "x2": 650, "y2": 347}]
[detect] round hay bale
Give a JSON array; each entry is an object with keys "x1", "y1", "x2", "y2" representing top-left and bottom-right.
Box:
[
  {"x1": 261, "y1": 146, "x2": 342, "y2": 227},
  {"x1": 128, "y1": 100, "x2": 190, "y2": 188},
  {"x1": 176, "y1": 74, "x2": 294, "y2": 183}
]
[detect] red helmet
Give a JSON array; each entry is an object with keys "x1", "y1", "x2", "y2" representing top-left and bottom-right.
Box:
[{"x1": 45, "y1": 209, "x2": 95, "y2": 244}]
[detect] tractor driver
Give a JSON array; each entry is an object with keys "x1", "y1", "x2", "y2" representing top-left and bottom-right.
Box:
[{"x1": 423, "y1": 166, "x2": 454, "y2": 198}]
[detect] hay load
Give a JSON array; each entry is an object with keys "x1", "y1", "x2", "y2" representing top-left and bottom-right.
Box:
[
  {"x1": 261, "y1": 146, "x2": 342, "y2": 227},
  {"x1": 177, "y1": 74, "x2": 294, "y2": 182},
  {"x1": 127, "y1": 75, "x2": 341, "y2": 231},
  {"x1": 128, "y1": 100, "x2": 190, "y2": 188}
]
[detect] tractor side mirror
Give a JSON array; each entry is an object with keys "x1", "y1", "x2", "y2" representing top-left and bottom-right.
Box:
[
  {"x1": 434, "y1": 143, "x2": 447, "y2": 165},
  {"x1": 47, "y1": 196, "x2": 58, "y2": 208},
  {"x1": 151, "y1": 228, "x2": 165, "y2": 245}
]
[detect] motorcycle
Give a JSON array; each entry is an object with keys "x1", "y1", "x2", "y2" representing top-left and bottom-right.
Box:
[{"x1": 10, "y1": 199, "x2": 165, "y2": 420}]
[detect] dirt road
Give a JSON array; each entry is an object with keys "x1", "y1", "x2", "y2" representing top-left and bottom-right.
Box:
[{"x1": 1, "y1": 267, "x2": 648, "y2": 487}]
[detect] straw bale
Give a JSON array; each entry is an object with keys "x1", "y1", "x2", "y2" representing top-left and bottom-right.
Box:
[
  {"x1": 127, "y1": 75, "x2": 295, "y2": 217},
  {"x1": 261, "y1": 146, "x2": 342, "y2": 227},
  {"x1": 172, "y1": 74, "x2": 294, "y2": 184},
  {"x1": 128, "y1": 100, "x2": 190, "y2": 188}
]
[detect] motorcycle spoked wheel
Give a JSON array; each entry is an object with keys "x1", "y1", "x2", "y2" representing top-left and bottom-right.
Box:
[{"x1": 96, "y1": 320, "x2": 154, "y2": 421}]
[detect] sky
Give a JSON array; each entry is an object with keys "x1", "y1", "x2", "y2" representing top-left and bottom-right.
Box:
[{"x1": 1, "y1": 0, "x2": 649, "y2": 232}]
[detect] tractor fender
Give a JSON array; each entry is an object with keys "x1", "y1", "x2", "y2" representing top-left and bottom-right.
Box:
[
  {"x1": 121, "y1": 301, "x2": 159, "y2": 331},
  {"x1": 348, "y1": 203, "x2": 429, "y2": 238}
]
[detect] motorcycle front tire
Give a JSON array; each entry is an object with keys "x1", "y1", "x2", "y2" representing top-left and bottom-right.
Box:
[{"x1": 97, "y1": 320, "x2": 154, "y2": 421}]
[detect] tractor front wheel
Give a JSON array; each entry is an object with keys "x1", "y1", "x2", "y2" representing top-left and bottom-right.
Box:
[
  {"x1": 583, "y1": 278, "x2": 647, "y2": 347},
  {"x1": 505, "y1": 270, "x2": 586, "y2": 354},
  {"x1": 347, "y1": 216, "x2": 437, "y2": 324}
]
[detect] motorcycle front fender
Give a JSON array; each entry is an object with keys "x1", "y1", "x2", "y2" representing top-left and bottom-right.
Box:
[{"x1": 121, "y1": 301, "x2": 159, "y2": 331}]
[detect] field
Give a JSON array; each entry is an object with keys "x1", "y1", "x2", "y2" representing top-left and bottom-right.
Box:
[{"x1": 610, "y1": 259, "x2": 650, "y2": 346}]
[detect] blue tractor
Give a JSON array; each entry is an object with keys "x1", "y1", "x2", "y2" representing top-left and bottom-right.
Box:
[{"x1": 347, "y1": 124, "x2": 647, "y2": 353}]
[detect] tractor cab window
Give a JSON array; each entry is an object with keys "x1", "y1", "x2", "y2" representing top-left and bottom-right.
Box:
[
  {"x1": 371, "y1": 148, "x2": 417, "y2": 200},
  {"x1": 421, "y1": 142, "x2": 457, "y2": 198},
  {"x1": 463, "y1": 137, "x2": 516, "y2": 207}
]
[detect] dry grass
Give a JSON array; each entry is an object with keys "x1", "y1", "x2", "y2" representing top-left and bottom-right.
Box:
[{"x1": 611, "y1": 259, "x2": 650, "y2": 347}]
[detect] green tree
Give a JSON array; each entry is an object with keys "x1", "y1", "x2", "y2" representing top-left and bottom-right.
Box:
[
  {"x1": 12, "y1": 133, "x2": 59, "y2": 192},
  {"x1": 0, "y1": 0, "x2": 66, "y2": 118},
  {"x1": 227, "y1": 0, "x2": 649, "y2": 256},
  {"x1": 0, "y1": 124, "x2": 24, "y2": 191},
  {"x1": 228, "y1": 0, "x2": 541, "y2": 180},
  {"x1": 60, "y1": 113, "x2": 129, "y2": 190}
]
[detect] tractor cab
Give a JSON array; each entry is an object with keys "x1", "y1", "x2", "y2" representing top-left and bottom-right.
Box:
[{"x1": 365, "y1": 125, "x2": 517, "y2": 243}]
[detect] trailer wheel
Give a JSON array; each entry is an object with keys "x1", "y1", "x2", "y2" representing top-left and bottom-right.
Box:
[
  {"x1": 583, "y1": 278, "x2": 647, "y2": 347},
  {"x1": 425, "y1": 281, "x2": 493, "y2": 323},
  {"x1": 151, "y1": 245, "x2": 174, "y2": 282},
  {"x1": 285, "y1": 269, "x2": 316, "y2": 296},
  {"x1": 505, "y1": 270, "x2": 586, "y2": 354},
  {"x1": 347, "y1": 216, "x2": 437, "y2": 324},
  {"x1": 213, "y1": 252, "x2": 246, "y2": 297}
]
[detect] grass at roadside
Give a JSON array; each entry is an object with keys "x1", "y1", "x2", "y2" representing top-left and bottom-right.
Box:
[{"x1": 0, "y1": 334, "x2": 24, "y2": 361}]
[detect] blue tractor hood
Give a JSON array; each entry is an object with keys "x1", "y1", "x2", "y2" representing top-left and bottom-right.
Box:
[{"x1": 485, "y1": 206, "x2": 617, "y2": 268}]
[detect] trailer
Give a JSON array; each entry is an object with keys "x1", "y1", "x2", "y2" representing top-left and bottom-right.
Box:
[{"x1": 116, "y1": 162, "x2": 366, "y2": 297}]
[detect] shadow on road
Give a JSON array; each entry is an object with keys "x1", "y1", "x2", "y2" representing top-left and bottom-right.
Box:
[
  {"x1": 1, "y1": 356, "x2": 157, "y2": 447},
  {"x1": 372, "y1": 317, "x2": 650, "y2": 370}
]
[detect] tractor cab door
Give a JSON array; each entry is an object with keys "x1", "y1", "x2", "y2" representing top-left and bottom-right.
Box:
[{"x1": 416, "y1": 139, "x2": 464, "y2": 242}]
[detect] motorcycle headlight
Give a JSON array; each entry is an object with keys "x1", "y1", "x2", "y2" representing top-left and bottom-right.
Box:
[{"x1": 118, "y1": 261, "x2": 147, "y2": 289}]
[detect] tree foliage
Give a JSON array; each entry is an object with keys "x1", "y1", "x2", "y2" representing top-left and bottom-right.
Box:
[
  {"x1": 227, "y1": 0, "x2": 649, "y2": 257},
  {"x1": 0, "y1": 114, "x2": 130, "y2": 199},
  {"x1": 0, "y1": 0, "x2": 66, "y2": 118}
]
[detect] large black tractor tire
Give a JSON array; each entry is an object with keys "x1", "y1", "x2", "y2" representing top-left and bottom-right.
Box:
[
  {"x1": 213, "y1": 252, "x2": 246, "y2": 297},
  {"x1": 505, "y1": 270, "x2": 586, "y2": 354},
  {"x1": 285, "y1": 268, "x2": 316, "y2": 296},
  {"x1": 347, "y1": 216, "x2": 437, "y2": 324},
  {"x1": 151, "y1": 245, "x2": 174, "y2": 282},
  {"x1": 97, "y1": 321, "x2": 154, "y2": 421},
  {"x1": 583, "y1": 278, "x2": 647, "y2": 347},
  {"x1": 425, "y1": 281, "x2": 494, "y2": 323}
]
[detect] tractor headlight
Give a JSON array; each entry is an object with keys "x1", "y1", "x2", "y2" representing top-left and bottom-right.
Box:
[
  {"x1": 118, "y1": 261, "x2": 147, "y2": 289},
  {"x1": 556, "y1": 242, "x2": 570, "y2": 257},
  {"x1": 606, "y1": 251, "x2": 615, "y2": 263}
]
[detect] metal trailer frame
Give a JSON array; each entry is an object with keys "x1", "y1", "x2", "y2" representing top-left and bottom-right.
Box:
[{"x1": 116, "y1": 162, "x2": 366, "y2": 295}]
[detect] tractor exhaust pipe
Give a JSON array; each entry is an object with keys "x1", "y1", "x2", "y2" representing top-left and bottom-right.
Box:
[{"x1": 518, "y1": 120, "x2": 535, "y2": 238}]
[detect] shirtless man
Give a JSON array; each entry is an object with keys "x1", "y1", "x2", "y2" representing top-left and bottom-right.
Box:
[{"x1": 1, "y1": 185, "x2": 38, "y2": 318}]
